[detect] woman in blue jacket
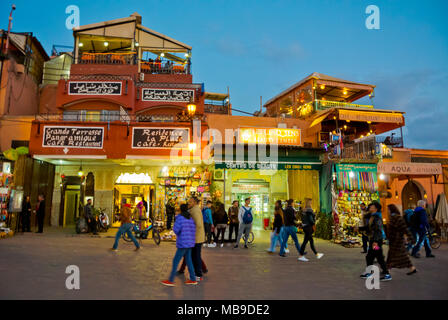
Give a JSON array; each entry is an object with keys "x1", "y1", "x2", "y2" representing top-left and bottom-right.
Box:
[{"x1": 162, "y1": 204, "x2": 198, "y2": 286}]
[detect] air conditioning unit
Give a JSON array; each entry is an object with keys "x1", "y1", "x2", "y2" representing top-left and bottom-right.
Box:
[
  {"x1": 139, "y1": 73, "x2": 145, "y2": 81},
  {"x1": 214, "y1": 169, "x2": 225, "y2": 181}
]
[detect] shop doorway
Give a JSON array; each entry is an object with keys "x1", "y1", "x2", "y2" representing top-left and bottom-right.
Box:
[
  {"x1": 402, "y1": 180, "x2": 423, "y2": 210},
  {"x1": 64, "y1": 189, "x2": 80, "y2": 227},
  {"x1": 113, "y1": 184, "x2": 155, "y2": 225}
]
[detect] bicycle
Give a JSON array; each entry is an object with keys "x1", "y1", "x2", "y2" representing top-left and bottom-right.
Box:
[
  {"x1": 242, "y1": 231, "x2": 255, "y2": 244},
  {"x1": 122, "y1": 218, "x2": 161, "y2": 245},
  {"x1": 427, "y1": 231, "x2": 441, "y2": 250}
]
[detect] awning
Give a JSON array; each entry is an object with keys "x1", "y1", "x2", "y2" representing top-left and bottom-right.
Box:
[
  {"x1": 309, "y1": 109, "x2": 334, "y2": 128},
  {"x1": 377, "y1": 162, "x2": 442, "y2": 175},
  {"x1": 338, "y1": 109, "x2": 404, "y2": 124}
]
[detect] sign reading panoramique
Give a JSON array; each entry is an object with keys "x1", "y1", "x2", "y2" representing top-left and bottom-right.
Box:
[
  {"x1": 43, "y1": 126, "x2": 104, "y2": 149},
  {"x1": 141, "y1": 88, "x2": 194, "y2": 102},
  {"x1": 132, "y1": 127, "x2": 190, "y2": 149},
  {"x1": 237, "y1": 128, "x2": 302, "y2": 146},
  {"x1": 68, "y1": 81, "x2": 122, "y2": 95}
]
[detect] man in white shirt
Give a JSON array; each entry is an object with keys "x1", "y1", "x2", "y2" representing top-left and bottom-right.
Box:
[{"x1": 234, "y1": 198, "x2": 253, "y2": 249}]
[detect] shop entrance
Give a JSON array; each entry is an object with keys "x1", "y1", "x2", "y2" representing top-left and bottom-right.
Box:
[
  {"x1": 63, "y1": 188, "x2": 80, "y2": 227},
  {"x1": 232, "y1": 179, "x2": 270, "y2": 230},
  {"x1": 113, "y1": 184, "x2": 155, "y2": 225},
  {"x1": 402, "y1": 180, "x2": 422, "y2": 210}
]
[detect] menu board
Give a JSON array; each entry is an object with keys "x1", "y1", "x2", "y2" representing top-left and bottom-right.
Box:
[
  {"x1": 43, "y1": 126, "x2": 104, "y2": 149},
  {"x1": 68, "y1": 81, "x2": 122, "y2": 95},
  {"x1": 132, "y1": 127, "x2": 189, "y2": 149},
  {"x1": 141, "y1": 88, "x2": 194, "y2": 102}
]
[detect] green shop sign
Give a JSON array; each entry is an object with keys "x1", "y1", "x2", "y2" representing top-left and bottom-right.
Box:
[
  {"x1": 215, "y1": 162, "x2": 321, "y2": 170},
  {"x1": 335, "y1": 163, "x2": 377, "y2": 173}
]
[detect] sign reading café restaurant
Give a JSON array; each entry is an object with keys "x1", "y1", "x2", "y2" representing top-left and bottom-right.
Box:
[
  {"x1": 43, "y1": 126, "x2": 104, "y2": 148},
  {"x1": 68, "y1": 81, "x2": 122, "y2": 95},
  {"x1": 132, "y1": 127, "x2": 189, "y2": 149},
  {"x1": 377, "y1": 162, "x2": 442, "y2": 175}
]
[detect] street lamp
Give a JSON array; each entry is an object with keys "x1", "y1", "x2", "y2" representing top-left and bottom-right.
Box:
[
  {"x1": 189, "y1": 142, "x2": 197, "y2": 164},
  {"x1": 4, "y1": 4, "x2": 16, "y2": 55},
  {"x1": 187, "y1": 102, "x2": 196, "y2": 117}
]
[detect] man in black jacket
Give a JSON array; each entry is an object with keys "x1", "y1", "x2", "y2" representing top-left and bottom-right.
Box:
[
  {"x1": 35, "y1": 194, "x2": 45, "y2": 233},
  {"x1": 279, "y1": 199, "x2": 301, "y2": 257}
]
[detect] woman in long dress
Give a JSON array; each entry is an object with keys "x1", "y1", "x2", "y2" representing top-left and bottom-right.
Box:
[{"x1": 386, "y1": 204, "x2": 417, "y2": 275}]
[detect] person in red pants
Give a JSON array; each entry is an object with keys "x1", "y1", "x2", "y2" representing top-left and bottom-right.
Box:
[{"x1": 177, "y1": 258, "x2": 208, "y2": 274}]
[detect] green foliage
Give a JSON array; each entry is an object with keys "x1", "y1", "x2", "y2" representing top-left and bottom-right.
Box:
[{"x1": 315, "y1": 212, "x2": 333, "y2": 240}]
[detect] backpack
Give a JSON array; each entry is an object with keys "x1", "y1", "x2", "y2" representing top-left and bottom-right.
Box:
[
  {"x1": 242, "y1": 207, "x2": 253, "y2": 224},
  {"x1": 410, "y1": 210, "x2": 420, "y2": 229}
]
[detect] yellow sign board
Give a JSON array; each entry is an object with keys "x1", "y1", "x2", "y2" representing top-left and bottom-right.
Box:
[
  {"x1": 339, "y1": 110, "x2": 404, "y2": 124},
  {"x1": 238, "y1": 128, "x2": 302, "y2": 146}
]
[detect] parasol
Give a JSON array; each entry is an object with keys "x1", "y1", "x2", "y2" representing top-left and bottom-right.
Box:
[{"x1": 435, "y1": 193, "x2": 448, "y2": 225}]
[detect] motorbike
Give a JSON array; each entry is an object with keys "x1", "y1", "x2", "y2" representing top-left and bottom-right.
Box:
[{"x1": 97, "y1": 208, "x2": 110, "y2": 232}]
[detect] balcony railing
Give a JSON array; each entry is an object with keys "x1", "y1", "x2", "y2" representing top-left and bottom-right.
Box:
[
  {"x1": 76, "y1": 52, "x2": 137, "y2": 65},
  {"x1": 204, "y1": 103, "x2": 229, "y2": 114},
  {"x1": 298, "y1": 99, "x2": 374, "y2": 117}
]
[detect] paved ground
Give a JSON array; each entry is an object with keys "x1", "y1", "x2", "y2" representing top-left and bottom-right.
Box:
[{"x1": 0, "y1": 227, "x2": 447, "y2": 300}]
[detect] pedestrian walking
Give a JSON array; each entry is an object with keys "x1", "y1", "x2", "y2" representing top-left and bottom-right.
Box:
[
  {"x1": 268, "y1": 200, "x2": 287, "y2": 253},
  {"x1": 360, "y1": 202, "x2": 392, "y2": 281},
  {"x1": 21, "y1": 196, "x2": 31, "y2": 232},
  {"x1": 84, "y1": 199, "x2": 98, "y2": 235},
  {"x1": 34, "y1": 195, "x2": 45, "y2": 233},
  {"x1": 234, "y1": 198, "x2": 253, "y2": 249},
  {"x1": 166, "y1": 199, "x2": 175, "y2": 230},
  {"x1": 213, "y1": 202, "x2": 228, "y2": 248},
  {"x1": 189, "y1": 197, "x2": 206, "y2": 282},
  {"x1": 298, "y1": 198, "x2": 324, "y2": 261},
  {"x1": 161, "y1": 204, "x2": 198, "y2": 286},
  {"x1": 358, "y1": 203, "x2": 370, "y2": 253},
  {"x1": 227, "y1": 200, "x2": 239, "y2": 243},
  {"x1": 279, "y1": 199, "x2": 302, "y2": 257},
  {"x1": 411, "y1": 200, "x2": 435, "y2": 258},
  {"x1": 203, "y1": 200, "x2": 216, "y2": 247},
  {"x1": 386, "y1": 204, "x2": 417, "y2": 275},
  {"x1": 110, "y1": 203, "x2": 140, "y2": 251}
]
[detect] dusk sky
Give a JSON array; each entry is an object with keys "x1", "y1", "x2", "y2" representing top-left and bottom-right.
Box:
[{"x1": 1, "y1": 0, "x2": 447, "y2": 149}]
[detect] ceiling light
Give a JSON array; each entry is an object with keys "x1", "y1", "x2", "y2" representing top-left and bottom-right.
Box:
[
  {"x1": 79, "y1": 42, "x2": 84, "y2": 47},
  {"x1": 320, "y1": 85, "x2": 325, "y2": 90},
  {"x1": 104, "y1": 42, "x2": 109, "y2": 47}
]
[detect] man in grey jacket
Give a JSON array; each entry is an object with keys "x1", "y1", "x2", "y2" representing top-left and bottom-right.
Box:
[{"x1": 234, "y1": 198, "x2": 253, "y2": 249}]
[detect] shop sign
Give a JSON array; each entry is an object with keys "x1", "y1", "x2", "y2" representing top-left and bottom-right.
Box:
[
  {"x1": 335, "y1": 163, "x2": 377, "y2": 173},
  {"x1": 141, "y1": 88, "x2": 194, "y2": 102},
  {"x1": 43, "y1": 126, "x2": 104, "y2": 149},
  {"x1": 375, "y1": 143, "x2": 393, "y2": 158},
  {"x1": 338, "y1": 110, "x2": 404, "y2": 124},
  {"x1": 215, "y1": 162, "x2": 320, "y2": 170},
  {"x1": 132, "y1": 127, "x2": 189, "y2": 149},
  {"x1": 116, "y1": 173, "x2": 153, "y2": 184},
  {"x1": 377, "y1": 162, "x2": 442, "y2": 175},
  {"x1": 68, "y1": 81, "x2": 122, "y2": 95},
  {"x1": 232, "y1": 184, "x2": 269, "y2": 194},
  {"x1": 2, "y1": 162, "x2": 11, "y2": 174},
  {"x1": 237, "y1": 128, "x2": 301, "y2": 146}
]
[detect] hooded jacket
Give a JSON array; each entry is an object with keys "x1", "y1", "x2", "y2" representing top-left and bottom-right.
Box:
[
  {"x1": 367, "y1": 212, "x2": 384, "y2": 242},
  {"x1": 173, "y1": 214, "x2": 196, "y2": 248}
]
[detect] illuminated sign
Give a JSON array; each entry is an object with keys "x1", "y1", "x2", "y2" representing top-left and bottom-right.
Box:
[
  {"x1": 115, "y1": 173, "x2": 153, "y2": 184},
  {"x1": 378, "y1": 162, "x2": 442, "y2": 175},
  {"x1": 43, "y1": 126, "x2": 104, "y2": 149},
  {"x1": 237, "y1": 128, "x2": 302, "y2": 146},
  {"x1": 338, "y1": 110, "x2": 404, "y2": 124}
]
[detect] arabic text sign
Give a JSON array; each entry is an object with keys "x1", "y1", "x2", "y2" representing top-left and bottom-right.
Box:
[
  {"x1": 141, "y1": 88, "x2": 194, "y2": 102},
  {"x1": 43, "y1": 126, "x2": 104, "y2": 149},
  {"x1": 237, "y1": 128, "x2": 302, "y2": 146},
  {"x1": 132, "y1": 127, "x2": 190, "y2": 149},
  {"x1": 378, "y1": 162, "x2": 442, "y2": 175},
  {"x1": 68, "y1": 81, "x2": 122, "y2": 95}
]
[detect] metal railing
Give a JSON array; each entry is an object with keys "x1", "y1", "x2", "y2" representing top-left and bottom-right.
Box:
[
  {"x1": 204, "y1": 103, "x2": 229, "y2": 114},
  {"x1": 76, "y1": 52, "x2": 137, "y2": 65},
  {"x1": 298, "y1": 99, "x2": 374, "y2": 117}
]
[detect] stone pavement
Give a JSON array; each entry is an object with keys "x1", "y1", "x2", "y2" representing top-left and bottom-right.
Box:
[{"x1": 0, "y1": 227, "x2": 447, "y2": 300}]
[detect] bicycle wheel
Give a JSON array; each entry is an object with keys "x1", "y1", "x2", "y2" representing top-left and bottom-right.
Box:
[
  {"x1": 430, "y1": 236, "x2": 441, "y2": 249},
  {"x1": 243, "y1": 232, "x2": 254, "y2": 244},
  {"x1": 152, "y1": 228, "x2": 161, "y2": 245},
  {"x1": 122, "y1": 232, "x2": 132, "y2": 242}
]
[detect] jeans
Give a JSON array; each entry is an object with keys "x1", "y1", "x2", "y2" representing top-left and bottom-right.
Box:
[
  {"x1": 192, "y1": 243, "x2": 203, "y2": 277},
  {"x1": 407, "y1": 227, "x2": 419, "y2": 251},
  {"x1": 37, "y1": 214, "x2": 44, "y2": 233},
  {"x1": 204, "y1": 223, "x2": 213, "y2": 244},
  {"x1": 411, "y1": 229, "x2": 432, "y2": 257},
  {"x1": 216, "y1": 226, "x2": 226, "y2": 244},
  {"x1": 179, "y1": 258, "x2": 207, "y2": 273},
  {"x1": 362, "y1": 234, "x2": 369, "y2": 252},
  {"x1": 228, "y1": 223, "x2": 239, "y2": 242},
  {"x1": 235, "y1": 223, "x2": 252, "y2": 246},
  {"x1": 280, "y1": 226, "x2": 301, "y2": 255},
  {"x1": 113, "y1": 223, "x2": 140, "y2": 249},
  {"x1": 167, "y1": 214, "x2": 174, "y2": 230},
  {"x1": 269, "y1": 227, "x2": 288, "y2": 252},
  {"x1": 366, "y1": 240, "x2": 388, "y2": 274},
  {"x1": 300, "y1": 225, "x2": 317, "y2": 255},
  {"x1": 169, "y1": 248, "x2": 195, "y2": 282}
]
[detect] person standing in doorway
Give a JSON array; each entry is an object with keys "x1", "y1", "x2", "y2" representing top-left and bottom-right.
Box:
[
  {"x1": 161, "y1": 204, "x2": 197, "y2": 286},
  {"x1": 234, "y1": 198, "x2": 253, "y2": 249},
  {"x1": 279, "y1": 199, "x2": 301, "y2": 257},
  {"x1": 84, "y1": 199, "x2": 98, "y2": 235},
  {"x1": 111, "y1": 203, "x2": 140, "y2": 251},
  {"x1": 298, "y1": 198, "x2": 324, "y2": 262},
  {"x1": 360, "y1": 202, "x2": 392, "y2": 281},
  {"x1": 411, "y1": 200, "x2": 435, "y2": 258},
  {"x1": 166, "y1": 199, "x2": 175, "y2": 230},
  {"x1": 189, "y1": 197, "x2": 206, "y2": 282},
  {"x1": 228, "y1": 200, "x2": 239, "y2": 243},
  {"x1": 386, "y1": 204, "x2": 417, "y2": 275},
  {"x1": 21, "y1": 196, "x2": 31, "y2": 232},
  {"x1": 35, "y1": 195, "x2": 45, "y2": 233}
]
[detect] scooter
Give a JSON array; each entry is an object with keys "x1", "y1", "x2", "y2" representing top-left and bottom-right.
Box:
[{"x1": 97, "y1": 208, "x2": 109, "y2": 232}]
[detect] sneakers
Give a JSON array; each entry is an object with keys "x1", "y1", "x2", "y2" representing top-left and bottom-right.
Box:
[
  {"x1": 316, "y1": 253, "x2": 324, "y2": 260},
  {"x1": 185, "y1": 280, "x2": 198, "y2": 285},
  {"x1": 285, "y1": 249, "x2": 290, "y2": 253},
  {"x1": 298, "y1": 256, "x2": 309, "y2": 262},
  {"x1": 360, "y1": 273, "x2": 373, "y2": 279},
  {"x1": 233, "y1": 245, "x2": 238, "y2": 249},
  {"x1": 134, "y1": 246, "x2": 141, "y2": 251},
  {"x1": 161, "y1": 280, "x2": 175, "y2": 287},
  {"x1": 380, "y1": 274, "x2": 392, "y2": 281},
  {"x1": 220, "y1": 243, "x2": 224, "y2": 248},
  {"x1": 110, "y1": 248, "x2": 118, "y2": 252},
  {"x1": 244, "y1": 245, "x2": 248, "y2": 249},
  {"x1": 279, "y1": 253, "x2": 287, "y2": 257},
  {"x1": 203, "y1": 243, "x2": 207, "y2": 248},
  {"x1": 196, "y1": 276, "x2": 203, "y2": 282},
  {"x1": 426, "y1": 254, "x2": 435, "y2": 258}
]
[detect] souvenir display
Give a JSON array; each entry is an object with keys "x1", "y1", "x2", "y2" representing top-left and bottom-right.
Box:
[{"x1": 0, "y1": 169, "x2": 14, "y2": 239}]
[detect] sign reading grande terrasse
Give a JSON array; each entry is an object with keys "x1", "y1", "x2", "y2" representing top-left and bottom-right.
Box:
[
  {"x1": 141, "y1": 88, "x2": 194, "y2": 102},
  {"x1": 132, "y1": 127, "x2": 190, "y2": 149},
  {"x1": 68, "y1": 81, "x2": 122, "y2": 95},
  {"x1": 43, "y1": 126, "x2": 104, "y2": 149}
]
